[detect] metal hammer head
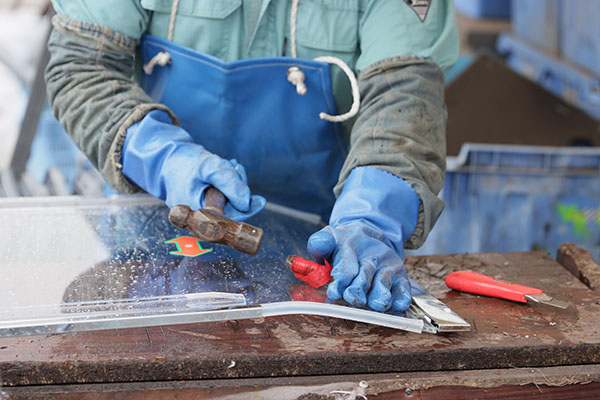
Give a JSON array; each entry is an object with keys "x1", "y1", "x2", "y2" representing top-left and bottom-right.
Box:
[{"x1": 168, "y1": 205, "x2": 263, "y2": 256}]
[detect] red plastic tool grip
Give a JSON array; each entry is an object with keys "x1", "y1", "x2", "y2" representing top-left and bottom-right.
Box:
[
  {"x1": 287, "y1": 255, "x2": 332, "y2": 288},
  {"x1": 445, "y1": 271, "x2": 543, "y2": 303}
]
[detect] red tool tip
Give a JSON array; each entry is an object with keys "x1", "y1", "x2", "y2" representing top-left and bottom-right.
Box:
[{"x1": 287, "y1": 255, "x2": 332, "y2": 288}]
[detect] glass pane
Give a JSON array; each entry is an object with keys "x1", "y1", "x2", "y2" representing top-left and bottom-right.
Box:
[{"x1": 0, "y1": 196, "x2": 424, "y2": 336}]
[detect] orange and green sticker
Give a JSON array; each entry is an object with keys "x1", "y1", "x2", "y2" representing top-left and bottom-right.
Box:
[{"x1": 165, "y1": 236, "x2": 213, "y2": 257}]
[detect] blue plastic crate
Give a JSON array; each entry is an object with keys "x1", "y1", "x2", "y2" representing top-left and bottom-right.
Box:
[
  {"x1": 409, "y1": 144, "x2": 600, "y2": 261},
  {"x1": 26, "y1": 109, "x2": 82, "y2": 193},
  {"x1": 445, "y1": 55, "x2": 474, "y2": 85},
  {"x1": 455, "y1": 0, "x2": 511, "y2": 19},
  {"x1": 511, "y1": 0, "x2": 561, "y2": 53},
  {"x1": 497, "y1": 33, "x2": 600, "y2": 120},
  {"x1": 561, "y1": 0, "x2": 600, "y2": 76}
]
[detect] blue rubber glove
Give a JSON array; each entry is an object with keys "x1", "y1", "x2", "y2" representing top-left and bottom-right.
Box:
[
  {"x1": 307, "y1": 167, "x2": 420, "y2": 312},
  {"x1": 122, "y1": 110, "x2": 265, "y2": 221}
]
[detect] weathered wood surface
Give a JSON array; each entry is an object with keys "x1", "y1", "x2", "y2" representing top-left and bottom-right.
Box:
[
  {"x1": 558, "y1": 242, "x2": 600, "y2": 290},
  {"x1": 0, "y1": 251, "x2": 599, "y2": 386},
  {"x1": 3, "y1": 365, "x2": 600, "y2": 399}
]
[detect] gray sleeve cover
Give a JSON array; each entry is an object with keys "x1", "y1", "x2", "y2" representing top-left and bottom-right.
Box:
[
  {"x1": 335, "y1": 57, "x2": 447, "y2": 249},
  {"x1": 45, "y1": 14, "x2": 177, "y2": 193}
]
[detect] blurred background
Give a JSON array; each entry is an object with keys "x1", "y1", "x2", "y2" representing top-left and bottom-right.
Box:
[{"x1": 0, "y1": 0, "x2": 599, "y2": 260}]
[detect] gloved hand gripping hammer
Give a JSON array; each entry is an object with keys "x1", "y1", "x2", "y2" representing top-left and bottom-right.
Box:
[{"x1": 168, "y1": 187, "x2": 263, "y2": 255}]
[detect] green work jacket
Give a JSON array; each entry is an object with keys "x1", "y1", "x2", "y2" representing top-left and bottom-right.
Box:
[{"x1": 45, "y1": 0, "x2": 459, "y2": 248}]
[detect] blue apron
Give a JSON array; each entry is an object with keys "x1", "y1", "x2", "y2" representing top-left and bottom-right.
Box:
[{"x1": 139, "y1": 34, "x2": 348, "y2": 219}]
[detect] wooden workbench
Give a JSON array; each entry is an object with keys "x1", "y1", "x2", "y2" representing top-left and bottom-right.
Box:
[{"x1": 1, "y1": 247, "x2": 599, "y2": 399}]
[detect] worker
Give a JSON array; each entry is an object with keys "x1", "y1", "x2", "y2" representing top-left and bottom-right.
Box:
[{"x1": 45, "y1": 1, "x2": 458, "y2": 313}]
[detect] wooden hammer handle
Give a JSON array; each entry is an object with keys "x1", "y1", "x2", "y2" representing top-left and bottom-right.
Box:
[{"x1": 203, "y1": 187, "x2": 226, "y2": 214}]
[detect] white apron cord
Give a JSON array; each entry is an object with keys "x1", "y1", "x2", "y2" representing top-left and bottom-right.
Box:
[
  {"x1": 290, "y1": 0, "x2": 299, "y2": 59},
  {"x1": 167, "y1": 0, "x2": 180, "y2": 41},
  {"x1": 143, "y1": 51, "x2": 171, "y2": 75},
  {"x1": 289, "y1": 0, "x2": 361, "y2": 122},
  {"x1": 143, "y1": 0, "x2": 179, "y2": 74}
]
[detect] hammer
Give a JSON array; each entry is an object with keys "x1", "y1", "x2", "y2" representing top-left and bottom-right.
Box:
[{"x1": 168, "y1": 187, "x2": 263, "y2": 256}]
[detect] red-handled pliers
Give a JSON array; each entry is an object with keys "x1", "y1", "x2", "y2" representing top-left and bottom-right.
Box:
[{"x1": 445, "y1": 271, "x2": 569, "y2": 309}]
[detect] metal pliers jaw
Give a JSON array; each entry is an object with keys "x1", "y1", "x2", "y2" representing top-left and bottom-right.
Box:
[{"x1": 406, "y1": 278, "x2": 471, "y2": 334}]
